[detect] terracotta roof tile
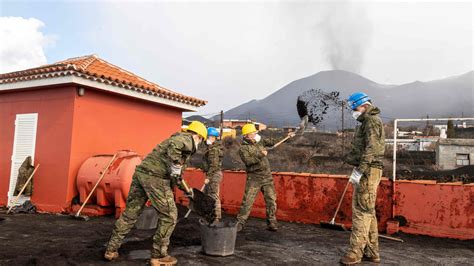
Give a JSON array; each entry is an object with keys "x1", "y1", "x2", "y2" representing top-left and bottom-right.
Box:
[{"x1": 0, "y1": 55, "x2": 206, "y2": 107}]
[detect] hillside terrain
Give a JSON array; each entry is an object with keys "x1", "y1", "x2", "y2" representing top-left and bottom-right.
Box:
[{"x1": 221, "y1": 70, "x2": 473, "y2": 130}]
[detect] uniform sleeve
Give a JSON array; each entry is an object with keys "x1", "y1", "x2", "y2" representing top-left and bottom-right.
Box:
[
  {"x1": 239, "y1": 146, "x2": 264, "y2": 166},
  {"x1": 262, "y1": 137, "x2": 279, "y2": 147},
  {"x1": 345, "y1": 127, "x2": 361, "y2": 166},
  {"x1": 359, "y1": 118, "x2": 381, "y2": 174},
  {"x1": 345, "y1": 149, "x2": 360, "y2": 166},
  {"x1": 167, "y1": 140, "x2": 186, "y2": 165},
  {"x1": 206, "y1": 146, "x2": 223, "y2": 176}
]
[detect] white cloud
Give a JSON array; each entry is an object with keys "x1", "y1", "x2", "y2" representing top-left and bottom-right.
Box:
[{"x1": 0, "y1": 17, "x2": 54, "y2": 73}]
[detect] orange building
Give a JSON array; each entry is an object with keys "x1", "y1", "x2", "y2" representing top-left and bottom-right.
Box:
[{"x1": 0, "y1": 55, "x2": 206, "y2": 212}]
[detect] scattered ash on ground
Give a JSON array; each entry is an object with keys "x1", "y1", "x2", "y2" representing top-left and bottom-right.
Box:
[
  {"x1": 0, "y1": 207, "x2": 473, "y2": 265},
  {"x1": 398, "y1": 165, "x2": 474, "y2": 183}
]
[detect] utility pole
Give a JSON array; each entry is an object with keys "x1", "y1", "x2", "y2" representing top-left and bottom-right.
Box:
[
  {"x1": 341, "y1": 101, "x2": 345, "y2": 156},
  {"x1": 220, "y1": 110, "x2": 224, "y2": 139}
]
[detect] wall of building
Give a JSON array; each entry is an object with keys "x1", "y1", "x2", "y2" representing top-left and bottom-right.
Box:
[
  {"x1": 67, "y1": 88, "x2": 183, "y2": 208},
  {"x1": 180, "y1": 169, "x2": 474, "y2": 240},
  {"x1": 0, "y1": 85, "x2": 185, "y2": 212},
  {"x1": 437, "y1": 143, "x2": 474, "y2": 170},
  {"x1": 0, "y1": 86, "x2": 76, "y2": 210}
]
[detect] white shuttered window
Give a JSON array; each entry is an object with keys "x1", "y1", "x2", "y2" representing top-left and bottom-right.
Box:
[{"x1": 8, "y1": 113, "x2": 38, "y2": 206}]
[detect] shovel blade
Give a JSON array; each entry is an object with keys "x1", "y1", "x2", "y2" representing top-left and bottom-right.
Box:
[
  {"x1": 320, "y1": 220, "x2": 347, "y2": 231},
  {"x1": 297, "y1": 98, "x2": 309, "y2": 118},
  {"x1": 189, "y1": 188, "x2": 216, "y2": 223}
]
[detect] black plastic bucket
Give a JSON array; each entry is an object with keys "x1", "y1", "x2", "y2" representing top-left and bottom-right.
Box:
[{"x1": 199, "y1": 219, "x2": 237, "y2": 256}]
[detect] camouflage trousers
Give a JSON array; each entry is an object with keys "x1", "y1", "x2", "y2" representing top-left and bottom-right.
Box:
[
  {"x1": 237, "y1": 175, "x2": 277, "y2": 225},
  {"x1": 203, "y1": 172, "x2": 222, "y2": 220},
  {"x1": 348, "y1": 167, "x2": 382, "y2": 259},
  {"x1": 106, "y1": 171, "x2": 177, "y2": 258}
]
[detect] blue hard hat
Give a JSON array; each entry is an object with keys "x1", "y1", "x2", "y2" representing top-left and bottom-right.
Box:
[
  {"x1": 347, "y1": 92, "x2": 371, "y2": 110},
  {"x1": 207, "y1": 127, "x2": 220, "y2": 137}
]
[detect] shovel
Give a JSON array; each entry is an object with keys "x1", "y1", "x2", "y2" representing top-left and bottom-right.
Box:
[
  {"x1": 319, "y1": 178, "x2": 404, "y2": 243},
  {"x1": 183, "y1": 183, "x2": 206, "y2": 219},
  {"x1": 178, "y1": 177, "x2": 216, "y2": 224},
  {"x1": 320, "y1": 179, "x2": 350, "y2": 231},
  {"x1": 266, "y1": 99, "x2": 309, "y2": 151},
  {"x1": 296, "y1": 96, "x2": 310, "y2": 134},
  {"x1": 72, "y1": 153, "x2": 117, "y2": 221},
  {"x1": 7, "y1": 164, "x2": 40, "y2": 214}
]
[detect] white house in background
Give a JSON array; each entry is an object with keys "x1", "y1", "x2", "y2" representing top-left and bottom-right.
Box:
[
  {"x1": 385, "y1": 137, "x2": 437, "y2": 151},
  {"x1": 434, "y1": 125, "x2": 448, "y2": 139},
  {"x1": 436, "y1": 139, "x2": 474, "y2": 170}
]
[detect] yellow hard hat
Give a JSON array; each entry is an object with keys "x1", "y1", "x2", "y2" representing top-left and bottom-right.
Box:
[
  {"x1": 186, "y1": 121, "x2": 207, "y2": 139},
  {"x1": 242, "y1": 123, "x2": 258, "y2": 135}
]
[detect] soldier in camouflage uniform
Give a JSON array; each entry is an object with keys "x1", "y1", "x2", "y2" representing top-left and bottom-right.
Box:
[
  {"x1": 202, "y1": 127, "x2": 224, "y2": 222},
  {"x1": 104, "y1": 121, "x2": 208, "y2": 266},
  {"x1": 236, "y1": 124, "x2": 295, "y2": 232},
  {"x1": 341, "y1": 92, "x2": 385, "y2": 265}
]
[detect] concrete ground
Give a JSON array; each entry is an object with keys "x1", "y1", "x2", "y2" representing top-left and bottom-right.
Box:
[{"x1": 0, "y1": 208, "x2": 472, "y2": 265}]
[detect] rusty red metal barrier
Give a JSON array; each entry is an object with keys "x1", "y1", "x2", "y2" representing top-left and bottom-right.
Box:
[
  {"x1": 394, "y1": 180, "x2": 474, "y2": 239},
  {"x1": 179, "y1": 169, "x2": 474, "y2": 240}
]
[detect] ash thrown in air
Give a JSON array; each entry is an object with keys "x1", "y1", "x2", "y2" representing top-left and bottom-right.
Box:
[{"x1": 297, "y1": 89, "x2": 346, "y2": 126}]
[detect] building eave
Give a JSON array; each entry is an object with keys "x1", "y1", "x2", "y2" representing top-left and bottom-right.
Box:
[{"x1": 0, "y1": 75, "x2": 200, "y2": 111}]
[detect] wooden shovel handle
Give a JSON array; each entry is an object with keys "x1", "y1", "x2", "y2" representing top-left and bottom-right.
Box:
[
  {"x1": 379, "y1": 234, "x2": 404, "y2": 242},
  {"x1": 7, "y1": 164, "x2": 40, "y2": 214},
  {"x1": 330, "y1": 179, "x2": 351, "y2": 221},
  {"x1": 75, "y1": 153, "x2": 117, "y2": 217},
  {"x1": 184, "y1": 183, "x2": 206, "y2": 218},
  {"x1": 179, "y1": 177, "x2": 192, "y2": 193},
  {"x1": 268, "y1": 135, "x2": 291, "y2": 150}
]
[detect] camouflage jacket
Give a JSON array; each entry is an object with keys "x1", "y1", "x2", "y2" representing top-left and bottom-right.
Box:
[
  {"x1": 239, "y1": 137, "x2": 278, "y2": 178},
  {"x1": 137, "y1": 132, "x2": 196, "y2": 180},
  {"x1": 202, "y1": 140, "x2": 224, "y2": 177},
  {"x1": 345, "y1": 105, "x2": 385, "y2": 174}
]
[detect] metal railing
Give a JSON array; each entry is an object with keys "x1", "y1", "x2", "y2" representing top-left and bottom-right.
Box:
[{"x1": 391, "y1": 117, "x2": 474, "y2": 218}]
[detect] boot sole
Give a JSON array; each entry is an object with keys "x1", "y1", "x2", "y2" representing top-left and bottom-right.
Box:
[
  {"x1": 362, "y1": 258, "x2": 381, "y2": 263},
  {"x1": 340, "y1": 260, "x2": 362, "y2": 265}
]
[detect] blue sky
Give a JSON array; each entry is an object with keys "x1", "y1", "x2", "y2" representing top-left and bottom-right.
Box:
[
  {"x1": 2, "y1": 1, "x2": 111, "y2": 63},
  {"x1": 1, "y1": 1, "x2": 472, "y2": 115}
]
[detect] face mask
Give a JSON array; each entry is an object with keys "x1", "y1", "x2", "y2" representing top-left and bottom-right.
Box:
[
  {"x1": 352, "y1": 111, "x2": 362, "y2": 120},
  {"x1": 193, "y1": 136, "x2": 201, "y2": 150},
  {"x1": 254, "y1": 134, "x2": 261, "y2": 143},
  {"x1": 206, "y1": 139, "x2": 213, "y2": 145}
]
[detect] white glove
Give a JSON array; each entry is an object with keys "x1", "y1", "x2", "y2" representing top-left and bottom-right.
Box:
[
  {"x1": 170, "y1": 164, "x2": 182, "y2": 176},
  {"x1": 349, "y1": 168, "x2": 363, "y2": 184},
  {"x1": 254, "y1": 134, "x2": 262, "y2": 143},
  {"x1": 204, "y1": 178, "x2": 210, "y2": 184}
]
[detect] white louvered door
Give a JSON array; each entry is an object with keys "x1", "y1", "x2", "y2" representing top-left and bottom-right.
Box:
[{"x1": 7, "y1": 113, "x2": 38, "y2": 206}]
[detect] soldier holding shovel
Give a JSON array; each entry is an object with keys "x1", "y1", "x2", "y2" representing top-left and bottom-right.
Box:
[
  {"x1": 104, "y1": 121, "x2": 208, "y2": 266},
  {"x1": 340, "y1": 92, "x2": 385, "y2": 265},
  {"x1": 236, "y1": 123, "x2": 295, "y2": 232}
]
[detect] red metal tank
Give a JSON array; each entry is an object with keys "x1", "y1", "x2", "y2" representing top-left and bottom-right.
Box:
[{"x1": 76, "y1": 150, "x2": 142, "y2": 217}]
